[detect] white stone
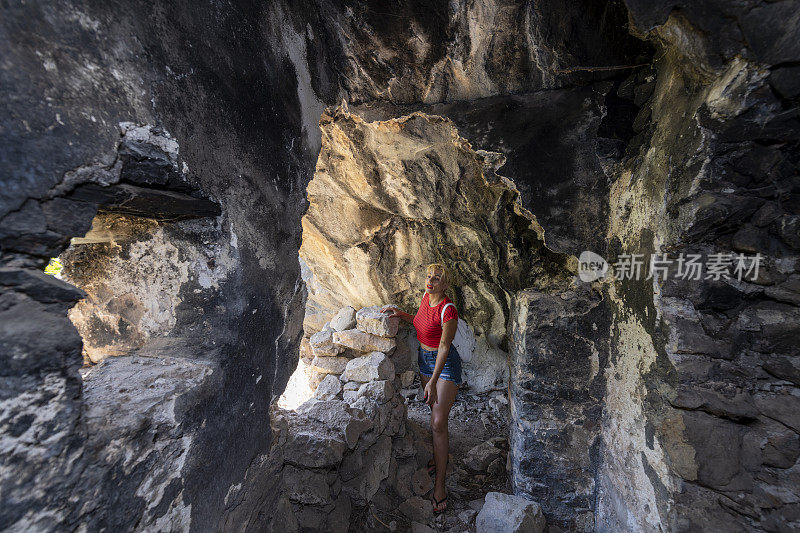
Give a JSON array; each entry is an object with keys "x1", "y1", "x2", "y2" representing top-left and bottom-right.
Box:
[
  {"x1": 310, "y1": 328, "x2": 344, "y2": 357},
  {"x1": 476, "y1": 492, "x2": 546, "y2": 533},
  {"x1": 343, "y1": 390, "x2": 358, "y2": 403},
  {"x1": 314, "y1": 374, "x2": 343, "y2": 400},
  {"x1": 330, "y1": 306, "x2": 357, "y2": 331},
  {"x1": 462, "y1": 335, "x2": 509, "y2": 393},
  {"x1": 311, "y1": 356, "x2": 349, "y2": 374},
  {"x1": 333, "y1": 329, "x2": 396, "y2": 354},
  {"x1": 340, "y1": 352, "x2": 395, "y2": 383},
  {"x1": 356, "y1": 305, "x2": 400, "y2": 337},
  {"x1": 343, "y1": 381, "x2": 360, "y2": 391}
]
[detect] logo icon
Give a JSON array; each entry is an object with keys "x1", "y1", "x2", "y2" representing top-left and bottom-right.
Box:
[{"x1": 578, "y1": 251, "x2": 609, "y2": 282}]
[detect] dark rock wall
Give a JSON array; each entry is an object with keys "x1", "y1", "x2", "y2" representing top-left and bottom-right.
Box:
[
  {"x1": 353, "y1": 87, "x2": 618, "y2": 256},
  {"x1": 322, "y1": 0, "x2": 647, "y2": 104},
  {"x1": 509, "y1": 283, "x2": 611, "y2": 530},
  {"x1": 1, "y1": 1, "x2": 334, "y2": 530},
  {"x1": 596, "y1": 1, "x2": 800, "y2": 531}
]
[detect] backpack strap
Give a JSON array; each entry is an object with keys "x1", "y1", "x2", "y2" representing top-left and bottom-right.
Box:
[{"x1": 440, "y1": 302, "x2": 456, "y2": 325}]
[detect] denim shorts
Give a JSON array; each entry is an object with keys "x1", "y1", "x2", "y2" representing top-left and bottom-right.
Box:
[{"x1": 418, "y1": 345, "x2": 462, "y2": 385}]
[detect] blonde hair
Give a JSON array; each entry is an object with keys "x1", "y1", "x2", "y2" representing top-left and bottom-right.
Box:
[{"x1": 426, "y1": 262, "x2": 450, "y2": 287}]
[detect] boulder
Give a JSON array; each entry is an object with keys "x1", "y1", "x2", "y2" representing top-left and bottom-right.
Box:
[
  {"x1": 476, "y1": 492, "x2": 545, "y2": 533},
  {"x1": 400, "y1": 370, "x2": 415, "y2": 388},
  {"x1": 341, "y1": 435, "x2": 392, "y2": 504},
  {"x1": 356, "y1": 305, "x2": 400, "y2": 337},
  {"x1": 333, "y1": 329, "x2": 396, "y2": 354},
  {"x1": 299, "y1": 337, "x2": 314, "y2": 359},
  {"x1": 282, "y1": 429, "x2": 347, "y2": 469},
  {"x1": 330, "y1": 306, "x2": 357, "y2": 332},
  {"x1": 328, "y1": 494, "x2": 352, "y2": 533},
  {"x1": 464, "y1": 441, "x2": 503, "y2": 472},
  {"x1": 399, "y1": 496, "x2": 433, "y2": 522},
  {"x1": 343, "y1": 381, "x2": 360, "y2": 391},
  {"x1": 310, "y1": 329, "x2": 344, "y2": 357},
  {"x1": 462, "y1": 335, "x2": 509, "y2": 393},
  {"x1": 390, "y1": 329, "x2": 418, "y2": 373},
  {"x1": 282, "y1": 465, "x2": 330, "y2": 505},
  {"x1": 311, "y1": 356, "x2": 349, "y2": 374},
  {"x1": 411, "y1": 467, "x2": 432, "y2": 496},
  {"x1": 488, "y1": 457, "x2": 506, "y2": 476},
  {"x1": 340, "y1": 352, "x2": 395, "y2": 383},
  {"x1": 343, "y1": 390, "x2": 358, "y2": 404},
  {"x1": 314, "y1": 374, "x2": 343, "y2": 400},
  {"x1": 298, "y1": 399, "x2": 373, "y2": 448},
  {"x1": 357, "y1": 380, "x2": 395, "y2": 403}
]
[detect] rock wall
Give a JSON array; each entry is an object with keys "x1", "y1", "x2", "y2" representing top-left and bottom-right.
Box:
[
  {"x1": 59, "y1": 212, "x2": 239, "y2": 363},
  {"x1": 299, "y1": 106, "x2": 575, "y2": 393},
  {"x1": 0, "y1": 1, "x2": 333, "y2": 529},
  {"x1": 506, "y1": 1, "x2": 800, "y2": 531},
  {"x1": 509, "y1": 282, "x2": 611, "y2": 530},
  {"x1": 596, "y1": 2, "x2": 800, "y2": 531}
]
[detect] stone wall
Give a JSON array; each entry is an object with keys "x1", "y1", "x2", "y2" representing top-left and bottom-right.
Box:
[{"x1": 505, "y1": 2, "x2": 800, "y2": 531}]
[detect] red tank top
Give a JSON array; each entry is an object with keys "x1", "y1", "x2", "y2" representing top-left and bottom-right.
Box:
[{"x1": 413, "y1": 292, "x2": 458, "y2": 347}]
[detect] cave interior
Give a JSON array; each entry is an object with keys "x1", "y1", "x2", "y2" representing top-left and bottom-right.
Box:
[{"x1": 1, "y1": 0, "x2": 799, "y2": 531}]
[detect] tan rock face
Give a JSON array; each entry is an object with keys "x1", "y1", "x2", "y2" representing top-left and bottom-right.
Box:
[{"x1": 300, "y1": 107, "x2": 569, "y2": 345}]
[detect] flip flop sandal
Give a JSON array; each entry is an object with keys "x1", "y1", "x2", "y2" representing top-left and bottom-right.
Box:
[{"x1": 432, "y1": 492, "x2": 448, "y2": 514}]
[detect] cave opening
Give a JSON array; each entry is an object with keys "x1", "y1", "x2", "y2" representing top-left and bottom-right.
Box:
[
  {"x1": 51, "y1": 211, "x2": 231, "y2": 367},
  {"x1": 277, "y1": 104, "x2": 574, "y2": 411}
]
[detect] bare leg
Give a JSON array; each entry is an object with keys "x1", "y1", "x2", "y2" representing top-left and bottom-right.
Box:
[{"x1": 430, "y1": 378, "x2": 458, "y2": 510}]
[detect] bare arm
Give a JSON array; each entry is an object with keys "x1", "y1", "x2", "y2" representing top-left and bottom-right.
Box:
[{"x1": 381, "y1": 305, "x2": 414, "y2": 323}]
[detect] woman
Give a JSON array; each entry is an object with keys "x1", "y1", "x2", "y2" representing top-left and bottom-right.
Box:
[{"x1": 382, "y1": 262, "x2": 461, "y2": 514}]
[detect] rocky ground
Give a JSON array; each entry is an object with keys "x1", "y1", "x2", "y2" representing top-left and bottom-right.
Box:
[{"x1": 379, "y1": 380, "x2": 514, "y2": 532}]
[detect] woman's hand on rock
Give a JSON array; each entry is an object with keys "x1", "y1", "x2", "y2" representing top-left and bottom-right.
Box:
[{"x1": 381, "y1": 305, "x2": 401, "y2": 318}]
